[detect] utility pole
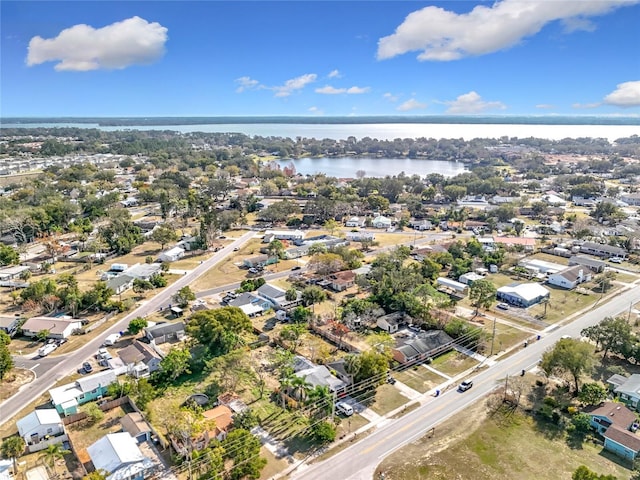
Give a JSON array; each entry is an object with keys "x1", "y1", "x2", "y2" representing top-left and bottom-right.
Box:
[
  {"x1": 628, "y1": 301, "x2": 633, "y2": 323},
  {"x1": 490, "y1": 316, "x2": 497, "y2": 356}
]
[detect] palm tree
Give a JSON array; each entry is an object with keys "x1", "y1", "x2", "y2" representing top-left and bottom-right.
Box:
[
  {"x1": 1, "y1": 436, "x2": 25, "y2": 474},
  {"x1": 290, "y1": 376, "x2": 312, "y2": 404},
  {"x1": 42, "y1": 443, "x2": 71, "y2": 469},
  {"x1": 307, "y1": 385, "x2": 332, "y2": 418}
]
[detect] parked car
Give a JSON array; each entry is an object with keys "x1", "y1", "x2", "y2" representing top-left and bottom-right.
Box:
[
  {"x1": 336, "y1": 401, "x2": 354, "y2": 416},
  {"x1": 38, "y1": 343, "x2": 57, "y2": 357},
  {"x1": 458, "y1": 380, "x2": 473, "y2": 392},
  {"x1": 82, "y1": 362, "x2": 93, "y2": 374},
  {"x1": 609, "y1": 257, "x2": 623, "y2": 264},
  {"x1": 233, "y1": 247, "x2": 240, "y2": 251},
  {"x1": 291, "y1": 266, "x2": 301, "y2": 271},
  {"x1": 497, "y1": 303, "x2": 510, "y2": 310}
]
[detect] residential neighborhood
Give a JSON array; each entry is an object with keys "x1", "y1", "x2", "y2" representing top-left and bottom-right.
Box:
[{"x1": 1, "y1": 128, "x2": 640, "y2": 480}]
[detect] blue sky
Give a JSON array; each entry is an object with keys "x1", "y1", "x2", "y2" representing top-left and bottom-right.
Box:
[{"x1": 2, "y1": 1, "x2": 640, "y2": 117}]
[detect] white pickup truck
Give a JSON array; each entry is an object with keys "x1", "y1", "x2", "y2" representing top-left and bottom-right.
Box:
[{"x1": 38, "y1": 343, "x2": 57, "y2": 357}]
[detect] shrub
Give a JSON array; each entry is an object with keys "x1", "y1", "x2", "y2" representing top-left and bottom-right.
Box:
[{"x1": 543, "y1": 396, "x2": 559, "y2": 408}]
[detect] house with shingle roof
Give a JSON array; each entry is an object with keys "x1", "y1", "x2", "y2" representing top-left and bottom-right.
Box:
[
  {"x1": 392, "y1": 330, "x2": 454, "y2": 364},
  {"x1": 612, "y1": 374, "x2": 640, "y2": 409},
  {"x1": 547, "y1": 265, "x2": 591, "y2": 289},
  {"x1": 587, "y1": 402, "x2": 640, "y2": 461}
]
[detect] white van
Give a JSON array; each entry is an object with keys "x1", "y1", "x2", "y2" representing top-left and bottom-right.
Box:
[
  {"x1": 38, "y1": 343, "x2": 57, "y2": 357},
  {"x1": 103, "y1": 333, "x2": 121, "y2": 346},
  {"x1": 336, "y1": 401, "x2": 354, "y2": 416}
]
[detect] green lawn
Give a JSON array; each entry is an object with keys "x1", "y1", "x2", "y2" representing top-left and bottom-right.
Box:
[
  {"x1": 486, "y1": 322, "x2": 532, "y2": 355},
  {"x1": 528, "y1": 286, "x2": 599, "y2": 324}
]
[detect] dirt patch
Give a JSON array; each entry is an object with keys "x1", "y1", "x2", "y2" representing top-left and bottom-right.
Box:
[{"x1": 0, "y1": 368, "x2": 35, "y2": 401}]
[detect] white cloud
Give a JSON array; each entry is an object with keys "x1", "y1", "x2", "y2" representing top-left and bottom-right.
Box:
[
  {"x1": 572, "y1": 102, "x2": 602, "y2": 109},
  {"x1": 27, "y1": 16, "x2": 167, "y2": 71},
  {"x1": 535, "y1": 104, "x2": 555, "y2": 109},
  {"x1": 397, "y1": 98, "x2": 427, "y2": 112},
  {"x1": 383, "y1": 92, "x2": 399, "y2": 102},
  {"x1": 315, "y1": 85, "x2": 370, "y2": 95},
  {"x1": 273, "y1": 74, "x2": 317, "y2": 97},
  {"x1": 377, "y1": 0, "x2": 638, "y2": 61},
  {"x1": 328, "y1": 69, "x2": 341, "y2": 78},
  {"x1": 445, "y1": 91, "x2": 506, "y2": 114},
  {"x1": 603, "y1": 81, "x2": 640, "y2": 107},
  {"x1": 235, "y1": 76, "x2": 260, "y2": 93},
  {"x1": 308, "y1": 106, "x2": 323, "y2": 115}
]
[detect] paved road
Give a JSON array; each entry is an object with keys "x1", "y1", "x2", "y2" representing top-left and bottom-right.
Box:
[
  {"x1": 0, "y1": 231, "x2": 255, "y2": 424},
  {"x1": 292, "y1": 284, "x2": 640, "y2": 480}
]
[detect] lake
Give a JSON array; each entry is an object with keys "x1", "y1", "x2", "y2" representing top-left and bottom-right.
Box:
[{"x1": 274, "y1": 156, "x2": 466, "y2": 178}]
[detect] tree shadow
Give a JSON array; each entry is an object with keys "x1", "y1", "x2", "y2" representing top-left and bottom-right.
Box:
[{"x1": 565, "y1": 431, "x2": 585, "y2": 450}]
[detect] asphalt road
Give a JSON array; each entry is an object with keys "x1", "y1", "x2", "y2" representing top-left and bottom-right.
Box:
[
  {"x1": 292, "y1": 284, "x2": 640, "y2": 480},
  {"x1": 0, "y1": 231, "x2": 256, "y2": 424}
]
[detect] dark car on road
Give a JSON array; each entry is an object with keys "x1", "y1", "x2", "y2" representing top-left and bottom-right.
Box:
[
  {"x1": 291, "y1": 266, "x2": 301, "y2": 271},
  {"x1": 458, "y1": 380, "x2": 473, "y2": 392}
]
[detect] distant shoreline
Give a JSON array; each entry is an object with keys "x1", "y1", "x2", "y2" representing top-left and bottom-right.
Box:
[{"x1": 2, "y1": 115, "x2": 640, "y2": 127}]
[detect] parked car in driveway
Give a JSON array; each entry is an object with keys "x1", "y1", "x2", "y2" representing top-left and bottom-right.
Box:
[
  {"x1": 82, "y1": 362, "x2": 93, "y2": 374},
  {"x1": 336, "y1": 401, "x2": 354, "y2": 416},
  {"x1": 497, "y1": 303, "x2": 510, "y2": 310},
  {"x1": 458, "y1": 380, "x2": 473, "y2": 392}
]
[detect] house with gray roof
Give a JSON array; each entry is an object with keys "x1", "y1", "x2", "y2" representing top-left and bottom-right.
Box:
[
  {"x1": 580, "y1": 241, "x2": 627, "y2": 259},
  {"x1": 613, "y1": 374, "x2": 640, "y2": 409},
  {"x1": 393, "y1": 330, "x2": 455, "y2": 364},
  {"x1": 568, "y1": 255, "x2": 606, "y2": 273},
  {"x1": 291, "y1": 356, "x2": 346, "y2": 394},
  {"x1": 144, "y1": 322, "x2": 185, "y2": 345},
  {"x1": 49, "y1": 370, "x2": 117, "y2": 415}
]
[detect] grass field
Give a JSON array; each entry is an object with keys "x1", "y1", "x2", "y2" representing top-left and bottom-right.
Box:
[
  {"x1": 394, "y1": 367, "x2": 447, "y2": 393},
  {"x1": 430, "y1": 351, "x2": 479, "y2": 377},
  {"x1": 378, "y1": 401, "x2": 631, "y2": 480},
  {"x1": 367, "y1": 384, "x2": 410, "y2": 416}
]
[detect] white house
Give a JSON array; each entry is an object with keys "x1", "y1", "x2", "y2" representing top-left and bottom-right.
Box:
[
  {"x1": 436, "y1": 277, "x2": 468, "y2": 294},
  {"x1": 16, "y1": 409, "x2": 66, "y2": 452},
  {"x1": 458, "y1": 272, "x2": 484, "y2": 285},
  {"x1": 372, "y1": 215, "x2": 392, "y2": 229},
  {"x1": 21, "y1": 316, "x2": 82, "y2": 339},
  {"x1": 87, "y1": 433, "x2": 154, "y2": 480},
  {"x1": 547, "y1": 266, "x2": 591, "y2": 289},
  {"x1": 345, "y1": 217, "x2": 365, "y2": 228},
  {"x1": 497, "y1": 283, "x2": 550, "y2": 307},
  {"x1": 263, "y1": 229, "x2": 305, "y2": 242},
  {"x1": 376, "y1": 312, "x2": 405, "y2": 333},
  {"x1": 158, "y1": 246, "x2": 185, "y2": 263},
  {"x1": 346, "y1": 231, "x2": 375, "y2": 242}
]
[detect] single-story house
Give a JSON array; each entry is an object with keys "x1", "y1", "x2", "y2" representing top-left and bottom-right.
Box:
[
  {"x1": 580, "y1": 241, "x2": 627, "y2": 259},
  {"x1": 613, "y1": 374, "x2": 640, "y2": 409},
  {"x1": 87, "y1": 432, "x2": 154, "y2": 480},
  {"x1": 345, "y1": 231, "x2": 375, "y2": 242},
  {"x1": 16, "y1": 409, "x2": 66, "y2": 452},
  {"x1": 0, "y1": 315, "x2": 21, "y2": 337},
  {"x1": 124, "y1": 263, "x2": 162, "y2": 280},
  {"x1": 158, "y1": 246, "x2": 185, "y2": 263},
  {"x1": 410, "y1": 247, "x2": 433, "y2": 262},
  {"x1": 292, "y1": 356, "x2": 347, "y2": 393},
  {"x1": 458, "y1": 272, "x2": 484, "y2": 285},
  {"x1": 106, "y1": 275, "x2": 135, "y2": 295},
  {"x1": 228, "y1": 292, "x2": 272, "y2": 315},
  {"x1": 519, "y1": 258, "x2": 566, "y2": 275},
  {"x1": 493, "y1": 236, "x2": 536, "y2": 251},
  {"x1": 118, "y1": 340, "x2": 162, "y2": 378},
  {"x1": 263, "y1": 229, "x2": 305, "y2": 242},
  {"x1": 393, "y1": 330, "x2": 454, "y2": 365},
  {"x1": 49, "y1": 370, "x2": 117, "y2": 415},
  {"x1": 120, "y1": 412, "x2": 153, "y2": 444},
  {"x1": 243, "y1": 255, "x2": 277, "y2": 269},
  {"x1": 620, "y1": 193, "x2": 640, "y2": 206},
  {"x1": 568, "y1": 255, "x2": 606, "y2": 273},
  {"x1": 203, "y1": 405, "x2": 234, "y2": 442},
  {"x1": 21, "y1": 316, "x2": 82, "y2": 340},
  {"x1": 0, "y1": 265, "x2": 31, "y2": 281},
  {"x1": 144, "y1": 322, "x2": 185, "y2": 345},
  {"x1": 547, "y1": 266, "x2": 591, "y2": 290},
  {"x1": 436, "y1": 277, "x2": 469, "y2": 295},
  {"x1": 587, "y1": 402, "x2": 640, "y2": 461},
  {"x1": 410, "y1": 220, "x2": 433, "y2": 231},
  {"x1": 345, "y1": 217, "x2": 365, "y2": 228},
  {"x1": 496, "y1": 283, "x2": 550, "y2": 308},
  {"x1": 329, "y1": 271, "x2": 356, "y2": 292},
  {"x1": 606, "y1": 374, "x2": 629, "y2": 392},
  {"x1": 372, "y1": 215, "x2": 392, "y2": 229},
  {"x1": 376, "y1": 312, "x2": 405, "y2": 333}
]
